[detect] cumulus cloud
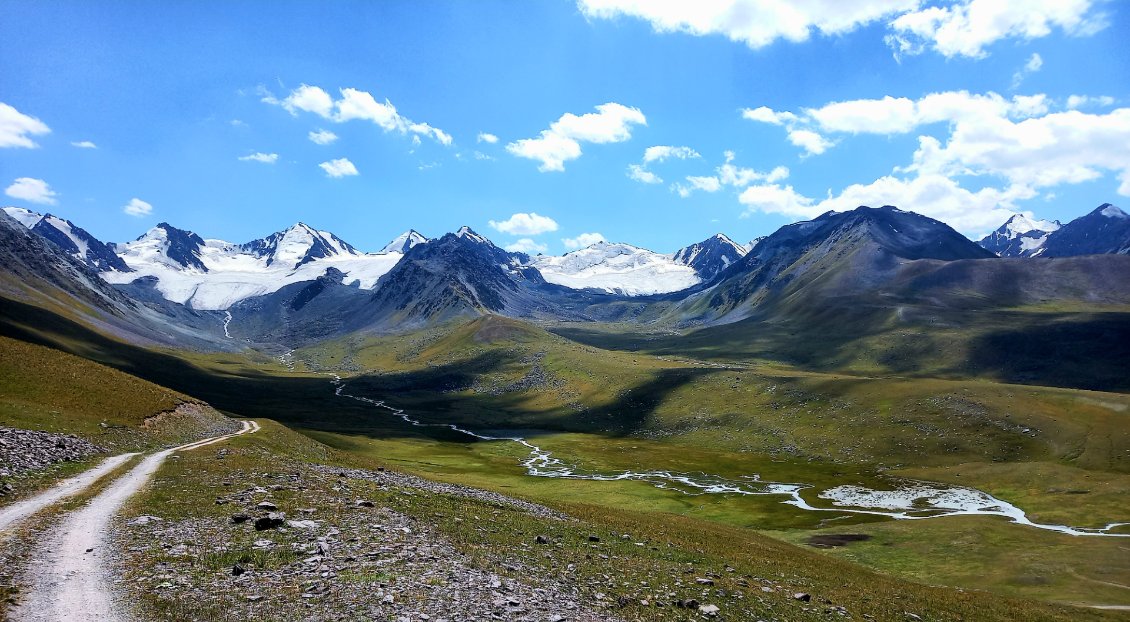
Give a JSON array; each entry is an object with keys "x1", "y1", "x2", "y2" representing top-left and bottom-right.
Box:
[
  {"x1": 308, "y1": 129, "x2": 338, "y2": 145},
  {"x1": 673, "y1": 151, "x2": 790, "y2": 198},
  {"x1": 738, "y1": 174, "x2": 1034, "y2": 235},
  {"x1": 477, "y1": 132, "x2": 499, "y2": 144},
  {"x1": 1011, "y1": 52, "x2": 1043, "y2": 89},
  {"x1": 787, "y1": 129, "x2": 834, "y2": 155},
  {"x1": 319, "y1": 158, "x2": 359, "y2": 178},
  {"x1": 579, "y1": 1, "x2": 1106, "y2": 59},
  {"x1": 5, "y1": 177, "x2": 58, "y2": 205},
  {"x1": 562, "y1": 232, "x2": 606, "y2": 250},
  {"x1": 71, "y1": 140, "x2": 97, "y2": 149},
  {"x1": 738, "y1": 89, "x2": 1130, "y2": 232},
  {"x1": 642, "y1": 145, "x2": 699, "y2": 163},
  {"x1": 238, "y1": 152, "x2": 279, "y2": 164},
  {"x1": 504, "y1": 238, "x2": 548, "y2": 254},
  {"x1": 578, "y1": 0, "x2": 919, "y2": 50},
  {"x1": 123, "y1": 198, "x2": 153, "y2": 217},
  {"x1": 507, "y1": 103, "x2": 645, "y2": 172},
  {"x1": 1066, "y1": 95, "x2": 1115, "y2": 110},
  {"x1": 626, "y1": 145, "x2": 700, "y2": 185},
  {"x1": 675, "y1": 175, "x2": 723, "y2": 198},
  {"x1": 264, "y1": 85, "x2": 452, "y2": 145},
  {"x1": 887, "y1": 0, "x2": 1106, "y2": 59},
  {"x1": 0, "y1": 103, "x2": 50, "y2": 149},
  {"x1": 741, "y1": 106, "x2": 798, "y2": 125},
  {"x1": 488, "y1": 212, "x2": 559, "y2": 236},
  {"x1": 627, "y1": 164, "x2": 662, "y2": 184}
]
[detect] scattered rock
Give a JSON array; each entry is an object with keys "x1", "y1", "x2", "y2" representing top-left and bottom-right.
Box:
[
  {"x1": 535, "y1": 535, "x2": 550, "y2": 544},
  {"x1": 231, "y1": 513, "x2": 251, "y2": 524},
  {"x1": 128, "y1": 515, "x2": 162, "y2": 526},
  {"x1": 794, "y1": 592, "x2": 812, "y2": 602},
  {"x1": 587, "y1": 535, "x2": 600, "y2": 542},
  {"x1": 254, "y1": 512, "x2": 286, "y2": 531},
  {"x1": 699, "y1": 603, "x2": 720, "y2": 616},
  {"x1": 232, "y1": 564, "x2": 245, "y2": 577},
  {"x1": 355, "y1": 499, "x2": 375, "y2": 508},
  {"x1": 0, "y1": 427, "x2": 106, "y2": 476},
  {"x1": 256, "y1": 501, "x2": 278, "y2": 511}
]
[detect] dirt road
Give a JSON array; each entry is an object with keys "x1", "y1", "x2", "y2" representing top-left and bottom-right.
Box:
[{"x1": 9, "y1": 420, "x2": 259, "y2": 622}]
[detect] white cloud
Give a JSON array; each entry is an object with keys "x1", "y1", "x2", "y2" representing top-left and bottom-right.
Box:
[
  {"x1": 578, "y1": 0, "x2": 919, "y2": 50},
  {"x1": 230, "y1": 119, "x2": 248, "y2": 128},
  {"x1": 319, "y1": 158, "x2": 359, "y2": 178},
  {"x1": 673, "y1": 152, "x2": 790, "y2": 198},
  {"x1": 504, "y1": 238, "x2": 548, "y2": 254},
  {"x1": 5, "y1": 177, "x2": 58, "y2": 205},
  {"x1": 123, "y1": 198, "x2": 153, "y2": 217},
  {"x1": 0, "y1": 103, "x2": 50, "y2": 149},
  {"x1": 238, "y1": 152, "x2": 278, "y2": 164},
  {"x1": 477, "y1": 132, "x2": 499, "y2": 144},
  {"x1": 488, "y1": 212, "x2": 559, "y2": 235},
  {"x1": 808, "y1": 95, "x2": 920, "y2": 134},
  {"x1": 740, "y1": 89, "x2": 1130, "y2": 229},
  {"x1": 787, "y1": 129, "x2": 834, "y2": 155},
  {"x1": 642, "y1": 145, "x2": 699, "y2": 163},
  {"x1": 673, "y1": 151, "x2": 791, "y2": 197},
  {"x1": 71, "y1": 140, "x2": 97, "y2": 149},
  {"x1": 308, "y1": 129, "x2": 338, "y2": 145},
  {"x1": 627, "y1": 164, "x2": 662, "y2": 184},
  {"x1": 905, "y1": 107, "x2": 1130, "y2": 196},
  {"x1": 738, "y1": 174, "x2": 1034, "y2": 235},
  {"x1": 887, "y1": 0, "x2": 1106, "y2": 59},
  {"x1": 580, "y1": 1, "x2": 1107, "y2": 59},
  {"x1": 473, "y1": 151, "x2": 495, "y2": 161},
  {"x1": 741, "y1": 106, "x2": 798, "y2": 125},
  {"x1": 264, "y1": 85, "x2": 452, "y2": 145},
  {"x1": 674, "y1": 175, "x2": 723, "y2": 198},
  {"x1": 1066, "y1": 95, "x2": 1115, "y2": 110},
  {"x1": 507, "y1": 103, "x2": 645, "y2": 172},
  {"x1": 1011, "y1": 52, "x2": 1043, "y2": 89},
  {"x1": 562, "y1": 232, "x2": 606, "y2": 250}
]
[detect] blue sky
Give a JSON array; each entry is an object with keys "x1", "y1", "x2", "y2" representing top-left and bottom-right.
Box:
[{"x1": 2, "y1": 1, "x2": 1128, "y2": 254}]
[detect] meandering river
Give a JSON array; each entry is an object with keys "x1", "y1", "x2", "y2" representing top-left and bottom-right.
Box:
[{"x1": 332, "y1": 375, "x2": 1128, "y2": 537}]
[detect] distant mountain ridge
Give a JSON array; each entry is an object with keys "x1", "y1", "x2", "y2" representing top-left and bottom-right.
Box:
[
  {"x1": 978, "y1": 214, "x2": 1061, "y2": 257},
  {"x1": 981, "y1": 204, "x2": 1128, "y2": 257},
  {"x1": 3, "y1": 207, "x2": 131, "y2": 272}
]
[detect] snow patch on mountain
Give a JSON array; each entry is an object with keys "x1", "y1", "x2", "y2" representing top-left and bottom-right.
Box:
[
  {"x1": 103, "y1": 223, "x2": 407, "y2": 310},
  {"x1": 531, "y1": 241, "x2": 700, "y2": 296},
  {"x1": 979, "y1": 213, "x2": 1061, "y2": 257},
  {"x1": 1101, "y1": 204, "x2": 1127, "y2": 219},
  {"x1": 2, "y1": 207, "x2": 43, "y2": 229},
  {"x1": 380, "y1": 230, "x2": 429, "y2": 254}
]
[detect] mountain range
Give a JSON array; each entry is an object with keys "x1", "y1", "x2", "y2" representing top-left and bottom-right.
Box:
[
  {"x1": 977, "y1": 203, "x2": 1130, "y2": 257},
  {"x1": 2, "y1": 203, "x2": 1129, "y2": 353}
]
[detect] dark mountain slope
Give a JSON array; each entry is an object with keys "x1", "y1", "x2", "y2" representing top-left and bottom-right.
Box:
[{"x1": 1038, "y1": 204, "x2": 1130, "y2": 257}]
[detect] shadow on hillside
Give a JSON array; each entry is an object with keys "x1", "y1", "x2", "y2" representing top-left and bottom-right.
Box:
[
  {"x1": 961, "y1": 313, "x2": 1130, "y2": 392},
  {"x1": 0, "y1": 297, "x2": 702, "y2": 441}
]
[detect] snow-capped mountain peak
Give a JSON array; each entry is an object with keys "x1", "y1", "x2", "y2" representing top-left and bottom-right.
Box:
[
  {"x1": 1100, "y1": 203, "x2": 1127, "y2": 219},
  {"x1": 672, "y1": 233, "x2": 749, "y2": 281},
  {"x1": 2, "y1": 206, "x2": 131, "y2": 272},
  {"x1": 241, "y1": 222, "x2": 359, "y2": 269},
  {"x1": 2, "y1": 206, "x2": 44, "y2": 229},
  {"x1": 455, "y1": 226, "x2": 493, "y2": 245},
  {"x1": 380, "y1": 229, "x2": 429, "y2": 254},
  {"x1": 1004, "y1": 213, "x2": 1061, "y2": 237},
  {"x1": 530, "y1": 240, "x2": 700, "y2": 296},
  {"x1": 979, "y1": 213, "x2": 1061, "y2": 257}
]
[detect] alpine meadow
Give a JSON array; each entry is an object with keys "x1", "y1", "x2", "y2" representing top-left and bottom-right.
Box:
[{"x1": 1, "y1": 2, "x2": 1129, "y2": 622}]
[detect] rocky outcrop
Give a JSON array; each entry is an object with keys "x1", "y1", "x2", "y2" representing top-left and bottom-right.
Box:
[{"x1": 0, "y1": 428, "x2": 106, "y2": 479}]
